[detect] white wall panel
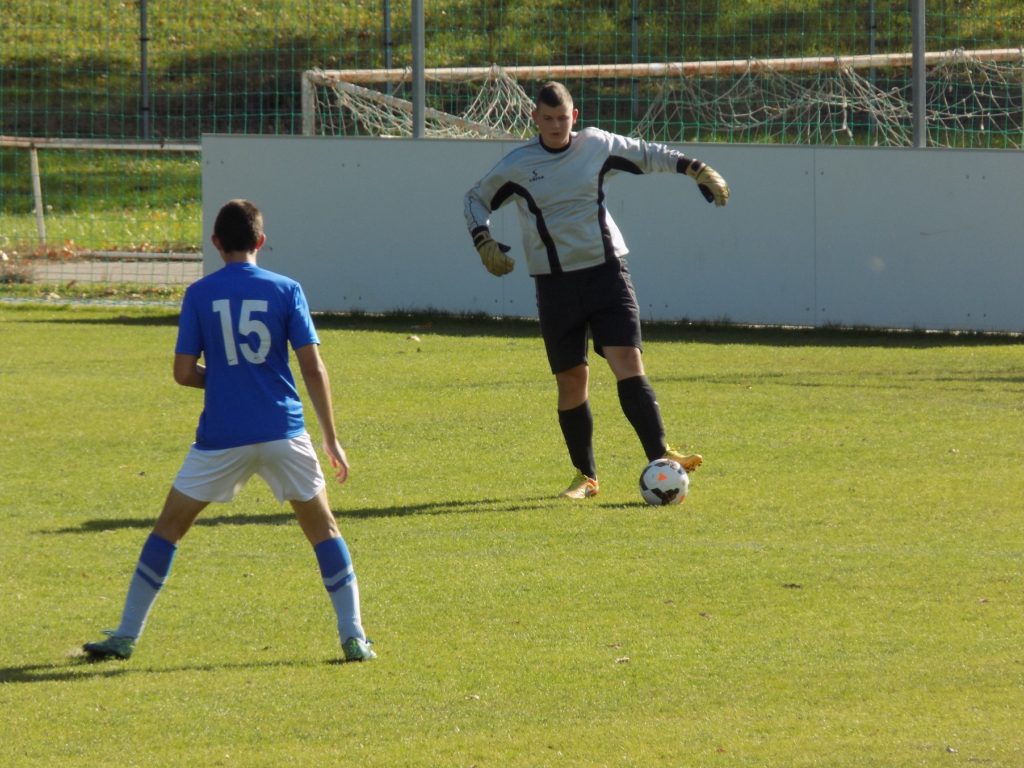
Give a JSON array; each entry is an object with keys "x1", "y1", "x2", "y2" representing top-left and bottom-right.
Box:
[{"x1": 202, "y1": 136, "x2": 1024, "y2": 332}]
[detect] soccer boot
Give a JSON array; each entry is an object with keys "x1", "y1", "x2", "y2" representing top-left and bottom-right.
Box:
[
  {"x1": 663, "y1": 446, "x2": 703, "y2": 473},
  {"x1": 83, "y1": 630, "x2": 135, "y2": 661},
  {"x1": 342, "y1": 636, "x2": 377, "y2": 662},
  {"x1": 559, "y1": 471, "x2": 600, "y2": 499}
]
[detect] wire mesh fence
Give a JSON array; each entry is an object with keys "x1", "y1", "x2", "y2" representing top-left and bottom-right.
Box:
[{"x1": 1, "y1": 1, "x2": 1021, "y2": 293}]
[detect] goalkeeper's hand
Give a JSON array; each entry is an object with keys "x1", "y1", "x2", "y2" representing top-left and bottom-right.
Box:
[
  {"x1": 473, "y1": 230, "x2": 515, "y2": 276},
  {"x1": 684, "y1": 159, "x2": 730, "y2": 207}
]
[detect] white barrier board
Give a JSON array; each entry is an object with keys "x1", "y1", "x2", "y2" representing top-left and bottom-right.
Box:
[{"x1": 202, "y1": 135, "x2": 1024, "y2": 332}]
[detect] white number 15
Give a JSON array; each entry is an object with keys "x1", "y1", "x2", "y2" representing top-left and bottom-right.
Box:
[{"x1": 212, "y1": 299, "x2": 270, "y2": 365}]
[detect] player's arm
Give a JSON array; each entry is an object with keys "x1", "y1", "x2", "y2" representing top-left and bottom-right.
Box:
[
  {"x1": 465, "y1": 178, "x2": 514, "y2": 276},
  {"x1": 294, "y1": 343, "x2": 349, "y2": 484},
  {"x1": 173, "y1": 353, "x2": 206, "y2": 389},
  {"x1": 602, "y1": 129, "x2": 729, "y2": 207}
]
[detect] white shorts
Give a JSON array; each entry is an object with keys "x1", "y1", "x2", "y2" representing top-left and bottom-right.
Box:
[{"x1": 173, "y1": 434, "x2": 326, "y2": 504}]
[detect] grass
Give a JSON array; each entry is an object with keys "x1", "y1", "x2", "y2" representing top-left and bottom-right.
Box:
[
  {"x1": 1, "y1": 303, "x2": 1022, "y2": 766},
  {"x1": 0, "y1": 148, "x2": 202, "y2": 255}
]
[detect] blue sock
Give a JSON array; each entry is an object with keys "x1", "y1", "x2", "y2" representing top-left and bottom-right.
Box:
[
  {"x1": 314, "y1": 537, "x2": 365, "y2": 642},
  {"x1": 115, "y1": 533, "x2": 177, "y2": 639}
]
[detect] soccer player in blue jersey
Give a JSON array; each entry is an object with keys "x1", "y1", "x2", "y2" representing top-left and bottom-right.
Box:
[
  {"x1": 465, "y1": 81, "x2": 730, "y2": 499},
  {"x1": 83, "y1": 199, "x2": 375, "y2": 662}
]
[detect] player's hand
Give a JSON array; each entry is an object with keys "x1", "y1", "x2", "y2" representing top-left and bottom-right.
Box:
[
  {"x1": 685, "y1": 160, "x2": 730, "y2": 207},
  {"x1": 473, "y1": 230, "x2": 515, "y2": 276},
  {"x1": 324, "y1": 438, "x2": 350, "y2": 484}
]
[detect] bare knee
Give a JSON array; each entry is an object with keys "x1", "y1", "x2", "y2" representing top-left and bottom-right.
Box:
[
  {"x1": 604, "y1": 346, "x2": 644, "y2": 381},
  {"x1": 152, "y1": 487, "x2": 208, "y2": 544},
  {"x1": 291, "y1": 490, "x2": 340, "y2": 545},
  {"x1": 555, "y1": 364, "x2": 589, "y2": 410}
]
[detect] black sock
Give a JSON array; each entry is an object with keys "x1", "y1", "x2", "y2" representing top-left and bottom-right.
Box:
[
  {"x1": 617, "y1": 375, "x2": 667, "y2": 461},
  {"x1": 558, "y1": 401, "x2": 596, "y2": 479}
]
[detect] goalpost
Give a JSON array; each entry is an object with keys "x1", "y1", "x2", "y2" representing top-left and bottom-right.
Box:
[{"x1": 302, "y1": 48, "x2": 1024, "y2": 147}]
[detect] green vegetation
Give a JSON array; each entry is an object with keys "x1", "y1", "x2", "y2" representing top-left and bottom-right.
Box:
[
  {"x1": 2, "y1": 1, "x2": 1020, "y2": 139},
  {"x1": 0, "y1": 149, "x2": 201, "y2": 254},
  {"x1": 1, "y1": 2, "x2": 1020, "y2": 252},
  {"x1": 1, "y1": 304, "x2": 1022, "y2": 766}
]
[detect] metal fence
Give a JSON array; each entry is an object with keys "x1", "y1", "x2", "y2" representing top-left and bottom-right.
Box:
[{"x1": 1, "y1": 1, "x2": 1021, "y2": 282}]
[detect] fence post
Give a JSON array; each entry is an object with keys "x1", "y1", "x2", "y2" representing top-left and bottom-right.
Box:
[
  {"x1": 140, "y1": 0, "x2": 151, "y2": 140},
  {"x1": 29, "y1": 146, "x2": 46, "y2": 246},
  {"x1": 911, "y1": 0, "x2": 926, "y2": 147},
  {"x1": 412, "y1": 0, "x2": 425, "y2": 138},
  {"x1": 383, "y1": 0, "x2": 393, "y2": 95},
  {"x1": 631, "y1": 0, "x2": 640, "y2": 122},
  {"x1": 301, "y1": 72, "x2": 316, "y2": 136}
]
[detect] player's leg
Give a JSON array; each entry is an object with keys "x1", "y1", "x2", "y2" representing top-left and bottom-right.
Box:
[
  {"x1": 83, "y1": 445, "x2": 254, "y2": 660},
  {"x1": 555, "y1": 364, "x2": 600, "y2": 498},
  {"x1": 537, "y1": 271, "x2": 600, "y2": 498},
  {"x1": 291, "y1": 493, "x2": 374, "y2": 661},
  {"x1": 604, "y1": 347, "x2": 703, "y2": 471},
  {"x1": 264, "y1": 435, "x2": 374, "y2": 661},
  {"x1": 591, "y1": 260, "x2": 703, "y2": 472},
  {"x1": 605, "y1": 345, "x2": 664, "y2": 460},
  {"x1": 83, "y1": 488, "x2": 208, "y2": 660}
]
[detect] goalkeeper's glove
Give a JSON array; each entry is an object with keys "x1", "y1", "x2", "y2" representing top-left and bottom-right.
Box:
[
  {"x1": 472, "y1": 229, "x2": 515, "y2": 276},
  {"x1": 683, "y1": 158, "x2": 730, "y2": 207}
]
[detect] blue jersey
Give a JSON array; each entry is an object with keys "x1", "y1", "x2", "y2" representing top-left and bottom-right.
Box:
[{"x1": 175, "y1": 262, "x2": 319, "y2": 450}]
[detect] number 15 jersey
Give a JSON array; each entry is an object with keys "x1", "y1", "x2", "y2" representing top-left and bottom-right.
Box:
[{"x1": 175, "y1": 262, "x2": 319, "y2": 450}]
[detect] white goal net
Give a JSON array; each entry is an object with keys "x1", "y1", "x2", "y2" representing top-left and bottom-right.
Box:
[
  {"x1": 302, "y1": 49, "x2": 1024, "y2": 148},
  {"x1": 302, "y1": 64, "x2": 536, "y2": 139}
]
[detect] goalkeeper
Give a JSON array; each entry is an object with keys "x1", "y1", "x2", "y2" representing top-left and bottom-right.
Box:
[{"x1": 464, "y1": 81, "x2": 729, "y2": 499}]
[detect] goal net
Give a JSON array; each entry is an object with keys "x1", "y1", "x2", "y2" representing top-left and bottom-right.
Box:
[
  {"x1": 302, "y1": 64, "x2": 536, "y2": 139},
  {"x1": 635, "y1": 48, "x2": 1024, "y2": 147},
  {"x1": 302, "y1": 49, "x2": 1024, "y2": 148}
]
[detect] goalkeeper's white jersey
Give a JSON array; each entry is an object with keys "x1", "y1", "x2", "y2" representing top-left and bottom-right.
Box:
[{"x1": 464, "y1": 127, "x2": 685, "y2": 275}]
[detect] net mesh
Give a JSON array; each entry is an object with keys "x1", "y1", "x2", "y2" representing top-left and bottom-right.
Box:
[
  {"x1": 306, "y1": 50, "x2": 1024, "y2": 149},
  {"x1": 636, "y1": 50, "x2": 1024, "y2": 147},
  {"x1": 306, "y1": 66, "x2": 536, "y2": 139}
]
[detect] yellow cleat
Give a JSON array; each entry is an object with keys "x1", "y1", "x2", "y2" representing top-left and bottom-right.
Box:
[
  {"x1": 664, "y1": 447, "x2": 703, "y2": 473},
  {"x1": 559, "y1": 471, "x2": 600, "y2": 500}
]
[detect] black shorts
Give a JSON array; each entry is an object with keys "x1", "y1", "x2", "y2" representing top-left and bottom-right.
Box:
[{"x1": 535, "y1": 258, "x2": 643, "y2": 374}]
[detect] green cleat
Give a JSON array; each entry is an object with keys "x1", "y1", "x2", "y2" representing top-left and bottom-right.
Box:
[
  {"x1": 664, "y1": 447, "x2": 703, "y2": 473},
  {"x1": 83, "y1": 630, "x2": 135, "y2": 661},
  {"x1": 559, "y1": 471, "x2": 599, "y2": 500},
  {"x1": 342, "y1": 636, "x2": 376, "y2": 662}
]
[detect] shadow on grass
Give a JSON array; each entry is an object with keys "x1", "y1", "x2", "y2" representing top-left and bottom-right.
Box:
[
  {"x1": 12, "y1": 306, "x2": 1024, "y2": 347},
  {"x1": 11, "y1": 311, "x2": 181, "y2": 327},
  {"x1": 0, "y1": 662, "x2": 131, "y2": 684},
  {"x1": 0, "y1": 656, "x2": 343, "y2": 685},
  {"x1": 47, "y1": 497, "x2": 554, "y2": 534}
]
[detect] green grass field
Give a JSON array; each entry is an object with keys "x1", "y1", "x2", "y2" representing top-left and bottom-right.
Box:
[{"x1": 1, "y1": 303, "x2": 1022, "y2": 767}]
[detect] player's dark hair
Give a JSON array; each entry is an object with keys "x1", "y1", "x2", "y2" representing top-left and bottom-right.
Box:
[
  {"x1": 213, "y1": 199, "x2": 263, "y2": 252},
  {"x1": 536, "y1": 81, "x2": 573, "y2": 108}
]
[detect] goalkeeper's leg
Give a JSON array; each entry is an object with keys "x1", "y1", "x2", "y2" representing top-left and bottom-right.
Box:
[
  {"x1": 606, "y1": 347, "x2": 703, "y2": 471},
  {"x1": 556, "y1": 364, "x2": 599, "y2": 498}
]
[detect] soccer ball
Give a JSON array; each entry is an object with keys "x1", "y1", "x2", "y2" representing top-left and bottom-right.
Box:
[{"x1": 639, "y1": 458, "x2": 689, "y2": 505}]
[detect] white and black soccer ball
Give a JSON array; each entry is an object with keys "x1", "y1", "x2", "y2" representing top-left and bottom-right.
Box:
[{"x1": 639, "y1": 458, "x2": 689, "y2": 505}]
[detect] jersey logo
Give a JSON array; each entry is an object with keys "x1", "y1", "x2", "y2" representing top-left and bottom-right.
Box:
[{"x1": 528, "y1": 169, "x2": 545, "y2": 183}]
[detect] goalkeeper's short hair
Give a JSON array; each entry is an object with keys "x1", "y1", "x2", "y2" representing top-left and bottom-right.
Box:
[{"x1": 536, "y1": 81, "x2": 573, "y2": 109}]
